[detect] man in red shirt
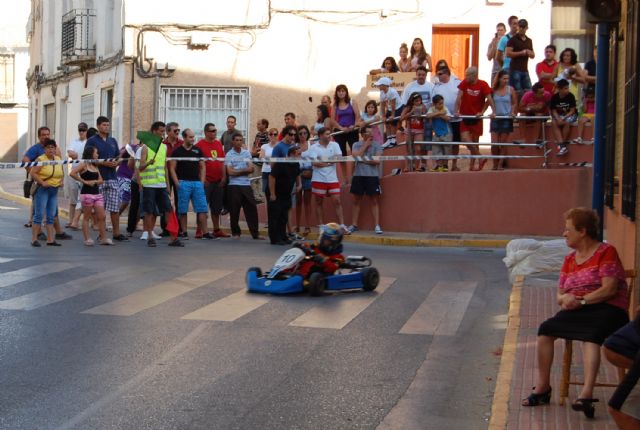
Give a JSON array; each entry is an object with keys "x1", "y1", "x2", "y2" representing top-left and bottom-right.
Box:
[
  {"x1": 455, "y1": 66, "x2": 494, "y2": 171},
  {"x1": 195, "y1": 123, "x2": 230, "y2": 239},
  {"x1": 536, "y1": 45, "x2": 558, "y2": 94},
  {"x1": 164, "y1": 122, "x2": 184, "y2": 232}
]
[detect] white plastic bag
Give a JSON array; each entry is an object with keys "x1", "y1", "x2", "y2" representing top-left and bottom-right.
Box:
[{"x1": 503, "y1": 239, "x2": 569, "y2": 283}]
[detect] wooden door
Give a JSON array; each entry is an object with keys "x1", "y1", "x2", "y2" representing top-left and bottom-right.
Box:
[{"x1": 431, "y1": 25, "x2": 480, "y2": 79}]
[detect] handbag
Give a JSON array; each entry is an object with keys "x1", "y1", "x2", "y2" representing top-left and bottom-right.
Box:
[
  {"x1": 30, "y1": 167, "x2": 56, "y2": 197},
  {"x1": 23, "y1": 177, "x2": 33, "y2": 198}
]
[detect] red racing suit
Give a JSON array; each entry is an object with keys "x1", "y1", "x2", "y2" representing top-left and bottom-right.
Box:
[{"x1": 296, "y1": 243, "x2": 345, "y2": 278}]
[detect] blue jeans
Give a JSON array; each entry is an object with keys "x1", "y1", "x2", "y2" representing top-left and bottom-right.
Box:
[
  {"x1": 509, "y1": 70, "x2": 532, "y2": 96},
  {"x1": 33, "y1": 186, "x2": 59, "y2": 225},
  {"x1": 177, "y1": 180, "x2": 208, "y2": 214}
]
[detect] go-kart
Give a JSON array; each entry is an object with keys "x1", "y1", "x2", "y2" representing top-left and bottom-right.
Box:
[{"x1": 246, "y1": 245, "x2": 380, "y2": 296}]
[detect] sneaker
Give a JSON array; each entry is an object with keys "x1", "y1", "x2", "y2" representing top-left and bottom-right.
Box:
[
  {"x1": 140, "y1": 231, "x2": 149, "y2": 240},
  {"x1": 340, "y1": 224, "x2": 351, "y2": 235},
  {"x1": 200, "y1": 232, "x2": 218, "y2": 240},
  {"x1": 572, "y1": 137, "x2": 584, "y2": 144},
  {"x1": 55, "y1": 232, "x2": 73, "y2": 240},
  {"x1": 147, "y1": 238, "x2": 157, "y2": 247},
  {"x1": 152, "y1": 231, "x2": 161, "y2": 240},
  {"x1": 440, "y1": 166, "x2": 448, "y2": 172},
  {"x1": 112, "y1": 234, "x2": 129, "y2": 242},
  {"x1": 46, "y1": 241, "x2": 62, "y2": 247},
  {"x1": 347, "y1": 225, "x2": 359, "y2": 234},
  {"x1": 374, "y1": 225, "x2": 383, "y2": 235},
  {"x1": 213, "y1": 229, "x2": 231, "y2": 238},
  {"x1": 99, "y1": 238, "x2": 114, "y2": 246},
  {"x1": 168, "y1": 239, "x2": 184, "y2": 247},
  {"x1": 31, "y1": 240, "x2": 41, "y2": 247},
  {"x1": 557, "y1": 145, "x2": 569, "y2": 156}
]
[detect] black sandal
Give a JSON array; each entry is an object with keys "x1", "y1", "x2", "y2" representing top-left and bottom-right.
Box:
[
  {"x1": 571, "y1": 398, "x2": 599, "y2": 419},
  {"x1": 522, "y1": 386, "x2": 552, "y2": 407}
]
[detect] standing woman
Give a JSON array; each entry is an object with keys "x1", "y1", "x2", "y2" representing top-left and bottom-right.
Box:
[
  {"x1": 295, "y1": 125, "x2": 313, "y2": 237},
  {"x1": 554, "y1": 48, "x2": 587, "y2": 111},
  {"x1": 313, "y1": 104, "x2": 341, "y2": 137},
  {"x1": 409, "y1": 37, "x2": 433, "y2": 73},
  {"x1": 259, "y1": 127, "x2": 279, "y2": 194},
  {"x1": 30, "y1": 139, "x2": 64, "y2": 247},
  {"x1": 398, "y1": 43, "x2": 411, "y2": 72},
  {"x1": 489, "y1": 70, "x2": 518, "y2": 170},
  {"x1": 487, "y1": 23, "x2": 507, "y2": 85},
  {"x1": 332, "y1": 84, "x2": 361, "y2": 184},
  {"x1": 71, "y1": 146, "x2": 112, "y2": 246}
]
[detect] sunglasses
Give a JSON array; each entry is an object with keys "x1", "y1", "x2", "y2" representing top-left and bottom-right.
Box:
[
  {"x1": 206, "y1": 129, "x2": 217, "y2": 133},
  {"x1": 299, "y1": 131, "x2": 308, "y2": 135},
  {"x1": 173, "y1": 129, "x2": 180, "y2": 133},
  {"x1": 288, "y1": 132, "x2": 297, "y2": 137},
  {"x1": 269, "y1": 132, "x2": 278, "y2": 136},
  {"x1": 78, "y1": 129, "x2": 87, "y2": 132}
]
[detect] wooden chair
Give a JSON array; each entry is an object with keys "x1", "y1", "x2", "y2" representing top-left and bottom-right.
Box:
[{"x1": 559, "y1": 269, "x2": 636, "y2": 406}]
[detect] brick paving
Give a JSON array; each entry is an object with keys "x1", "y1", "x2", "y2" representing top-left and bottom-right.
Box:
[{"x1": 506, "y1": 276, "x2": 620, "y2": 429}]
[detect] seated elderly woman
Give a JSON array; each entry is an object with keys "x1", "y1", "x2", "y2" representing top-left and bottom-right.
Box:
[{"x1": 522, "y1": 207, "x2": 629, "y2": 419}]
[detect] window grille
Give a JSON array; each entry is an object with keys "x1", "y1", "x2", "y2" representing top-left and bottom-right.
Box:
[{"x1": 61, "y1": 9, "x2": 96, "y2": 65}]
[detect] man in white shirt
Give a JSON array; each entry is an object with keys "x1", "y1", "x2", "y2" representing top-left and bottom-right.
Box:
[
  {"x1": 402, "y1": 65, "x2": 436, "y2": 162},
  {"x1": 308, "y1": 127, "x2": 349, "y2": 233},
  {"x1": 433, "y1": 67, "x2": 463, "y2": 170},
  {"x1": 65, "y1": 122, "x2": 88, "y2": 229}
]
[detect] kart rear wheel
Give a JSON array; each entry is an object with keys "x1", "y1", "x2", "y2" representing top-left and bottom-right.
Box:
[
  {"x1": 361, "y1": 267, "x2": 380, "y2": 291},
  {"x1": 247, "y1": 267, "x2": 263, "y2": 278},
  {"x1": 308, "y1": 272, "x2": 326, "y2": 296}
]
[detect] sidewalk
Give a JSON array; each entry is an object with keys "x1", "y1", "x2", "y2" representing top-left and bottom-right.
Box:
[
  {"x1": 0, "y1": 168, "x2": 558, "y2": 248},
  {"x1": 490, "y1": 274, "x2": 621, "y2": 429}
]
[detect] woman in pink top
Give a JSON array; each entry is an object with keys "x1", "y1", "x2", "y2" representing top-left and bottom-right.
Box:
[
  {"x1": 522, "y1": 208, "x2": 629, "y2": 419},
  {"x1": 397, "y1": 43, "x2": 411, "y2": 72},
  {"x1": 409, "y1": 38, "x2": 432, "y2": 73}
]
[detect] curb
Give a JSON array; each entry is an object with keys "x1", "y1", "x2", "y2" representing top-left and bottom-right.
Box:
[
  {"x1": 0, "y1": 184, "x2": 509, "y2": 249},
  {"x1": 488, "y1": 275, "x2": 524, "y2": 429}
]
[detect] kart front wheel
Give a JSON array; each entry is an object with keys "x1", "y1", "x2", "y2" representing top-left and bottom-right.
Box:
[
  {"x1": 361, "y1": 267, "x2": 380, "y2": 291},
  {"x1": 308, "y1": 272, "x2": 326, "y2": 296},
  {"x1": 247, "y1": 267, "x2": 263, "y2": 278}
]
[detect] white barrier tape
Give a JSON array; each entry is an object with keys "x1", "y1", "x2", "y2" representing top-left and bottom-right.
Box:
[{"x1": 548, "y1": 162, "x2": 593, "y2": 167}]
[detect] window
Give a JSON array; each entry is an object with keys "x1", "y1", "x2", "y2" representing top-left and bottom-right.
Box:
[
  {"x1": 604, "y1": 27, "x2": 619, "y2": 209},
  {"x1": 159, "y1": 87, "x2": 249, "y2": 140},
  {"x1": 622, "y1": 0, "x2": 639, "y2": 219},
  {"x1": 101, "y1": 88, "x2": 113, "y2": 120},
  {"x1": 0, "y1": 53, "x2": 15, "y2": 103},
  {"x1": 551, "y1": 0, "x2": 596, "y2": 62},
  {"x1": 80, "y1": 94, "x2": 94, "y2": 127},
  {"x1": 44, "y1": 103, "x2": 55, "y2": 138}
]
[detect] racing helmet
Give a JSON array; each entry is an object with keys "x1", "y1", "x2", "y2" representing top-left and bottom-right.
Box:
[{"x1": 319, "y1": 223, "x2": 343, "y2": 254}]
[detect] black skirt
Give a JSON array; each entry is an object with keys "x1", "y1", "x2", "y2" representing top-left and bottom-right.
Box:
[{"x1": 538, "y1": 302, "x2": 629, "y2": 345}]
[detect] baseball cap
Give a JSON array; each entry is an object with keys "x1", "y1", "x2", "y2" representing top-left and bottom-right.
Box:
[
  {"x1": 78, "y1": 122, "x2": 88, "y2": 131},
  {"x1": 374, "y1": 77, "x2": 392, "y2": 87}
]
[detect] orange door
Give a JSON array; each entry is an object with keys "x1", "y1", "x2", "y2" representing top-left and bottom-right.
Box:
[{"x1": 432, "y1": 26, "x2": 480, "y2": 78}]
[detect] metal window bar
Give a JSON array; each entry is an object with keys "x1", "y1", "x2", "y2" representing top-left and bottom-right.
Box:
[
  {"x1": 159, "y1": 87, "x2": 249, "y2": 141},
  {"x1": 0, "y1": 53, "x2": 15, "y2": 103},
  {"x1": 622, "y1": 0, "x2": 639, "y2": 220},
  {"x1": 61, "y1": 9, "x2": 96, "y2": 60},
  {"x1": 604, "y1": 27, "x2": 619, "y2": 209}
]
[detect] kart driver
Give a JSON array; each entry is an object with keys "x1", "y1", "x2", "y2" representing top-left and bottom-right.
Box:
[{"x1": 296, "y1": 222, "x2": 346, "y2": 277}]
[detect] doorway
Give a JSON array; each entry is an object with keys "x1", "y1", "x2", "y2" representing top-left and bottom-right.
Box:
[{"x1": 431, "y1": 25, "x2": 480, "y2": 79}]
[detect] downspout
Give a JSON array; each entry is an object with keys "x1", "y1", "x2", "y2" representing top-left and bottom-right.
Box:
[
  {"x1": 592, "y1": 22, "x2": 610, "y2": 239},
  {"x1": 153, "y1": 73, "x2": 159, "y2": 121},
  {"x1": 130, "y1": 61, "x2": 135, "y2": 144}
]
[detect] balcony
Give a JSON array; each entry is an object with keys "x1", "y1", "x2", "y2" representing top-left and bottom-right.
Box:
[{"x1": 61, "y1": 9, "x2": 96, "y2": 66}]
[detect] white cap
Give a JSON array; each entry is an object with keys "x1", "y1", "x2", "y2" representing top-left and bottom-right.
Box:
[{"x1": 374, "y1": 77, "x2": 392, "y2": 87}]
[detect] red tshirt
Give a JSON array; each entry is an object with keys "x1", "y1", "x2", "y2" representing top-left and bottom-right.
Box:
[
  {"x1": 535, "y1": 60, "x2": 558, "y2": 93},
  {"x1": 195, "y1": 138, "x2": 225, "y2": 183},
  {"x1": 457, "y1": 79, "x2": 492, "y2": 115},
  {"x1": 163, "y1": 137, "x2": 184, "y2": 158}
]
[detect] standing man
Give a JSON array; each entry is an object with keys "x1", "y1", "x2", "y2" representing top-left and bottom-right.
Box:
[
  {"x1": 536, "y1": 45, "x2": 558, "y2": 94},
  {"x1": 85, "y1": 116, "x2": 127, "y2": 241},
  {"x1": 22, "y1": 127, "x2": 72, "y2": 240},
  {"x1": 220, "y1": 115, "x2": 238, "y2": 154},
  {"x1": 506, "y1": 19, "x2": 535, "y2": 99},
  {"x1": 455, "y1": 67, "x2": 495, "y2": 171},
  {"x1": 164, "y1": 121, "x2": 183, "y2": 226},
  {"x1": 488, "y1": 22, "x2": 507, "y2": 84},
  {"x1": 277, "y1": 113, "x2": 298, "y2": 140},
  {"x1": 495, "y1": 15, "x2": 519, "y2": 72},
  {"x1": 272, "y1": 125, "x2": 298, "y2": 159},
  {"x1": 138, "y1": 121, "x2": 183, "y2": 247},
  {"x1": 168, "y1": 128, "x2": 208, "y2": 240},
  {"x1": 433, "y1": 67, "x2": 463, "y2": 171},
  {"x1": 65, "y1": 122, "x2": 88, "y2": 229},
  {"x1": 196, "y1": 123, "x2": 229, "y2": 239},
  {"x1": 347, "y1": 126, "x2": 383, "y2": 235},
  {"x1": 224, "y1": 133, "x2": 263, "y2": 240},
  {"x1": 267, "y1": 144, "x2": 301, "y2": 245},
  {"x1": 308, "y1": 127, "x2": 349, "y2": 233}
]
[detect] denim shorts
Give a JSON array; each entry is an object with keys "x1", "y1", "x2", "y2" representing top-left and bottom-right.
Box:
[{"x1": 177, "y1": 180, "x2": 208, "y2": 214}]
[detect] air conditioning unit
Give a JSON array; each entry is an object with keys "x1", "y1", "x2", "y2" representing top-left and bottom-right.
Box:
[{"x1": 61, "y1": 9, "x2": 96, "y2": 66}]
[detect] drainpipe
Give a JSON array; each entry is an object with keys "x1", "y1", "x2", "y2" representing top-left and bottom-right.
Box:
[
  {"x1": 153, "y1": 74, "x2": 159, "y2": 121},
  {"x1": 592, "y1": 22, "x2": 609, "y2": 240},
  {"x1": 130, "y1": 61, "x2": 135, "y2": 144}
]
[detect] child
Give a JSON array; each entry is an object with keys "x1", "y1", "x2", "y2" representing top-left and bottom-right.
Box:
[
  {"x1": 70, "y1": 146, "x2": 112, "y2": 246},
  {"x1": 573, "y1": 86, "x2": 595, "y2": 144},
  {"x1": 360, "y1": 100, "x2": 384, "y2": 146},
  {"x1": 400, "y1": 92, "x2": 427, "y2": 171},
  {"x1": 295, "y1": 223, "x2": 346, "y2": 278},
  {"x1": 550, "y1": 79, "x2": 577, "y2": 156},
  {"x1": 426, "y1": 95, "x2": 452, "y2": 172},
  {"x1": 374, "y1": 77, "x2": 403, "y2": 148}
]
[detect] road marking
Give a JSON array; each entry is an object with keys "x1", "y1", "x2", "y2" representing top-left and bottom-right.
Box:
[
  {"x1": 0, "y1": 205, "x2": 18, "y2": 210},
  {"x1": 181, "y1": 290, "x2": 271, "y2": 321},
  {"x1": 0, "y1": 257, "x2": 14, "y2": 263},
  {"x1": 81, "y1": 269, "x2": 232, "y2": 316},
  {"x1": 399, "y1": 281, "x2": 477, "y2": 336},
  {"x1": 0, "y1": 262, "x2": 77, "y2": 289},
  {"x1": 288, "y1": 277, "x2": 395, "y2": 330},
  {"x1": 0, "y1": 267, "x2": 152, "y2": 311}
]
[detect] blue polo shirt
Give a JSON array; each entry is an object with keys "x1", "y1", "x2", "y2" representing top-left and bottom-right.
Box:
[
  {"x1": 86, "y1": 134, "x2": 120, "y2": 180},
  {"x1": 271, "y1": 141, "x2": 292, "y2": 159},
  {"x1": 24, "y1": 143, "x2": 46, "y2": 161},
  {"x1": 224, "y1": 148, "x2": 252, "y2": 186}
]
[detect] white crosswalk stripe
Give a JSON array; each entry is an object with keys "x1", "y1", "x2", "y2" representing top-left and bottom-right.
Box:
[
  {"x1": 0, "y1": 262, "x2": 77, "y2": 289},
  {"x1": 288, "y1": 277, "x2": 396, "y2": 329},
  {"x1": 0, "y1": 257, "x2": 14, "y2": 263},
  {"x1": 81, "y1": 269, "x2": 232, "y2": 316},
  {"x1": 181, "y1": 290, "x2": 272, "y2": 322},
  {"x1": 0, "y1": 267, "x2": 153, "y2": 311},
  {"x1": 399, "y1": 281, "x2": 477, "y2": 336}
]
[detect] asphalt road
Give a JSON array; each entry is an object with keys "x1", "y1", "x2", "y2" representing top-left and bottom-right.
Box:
[{"x1": 0, "y1": 197, "x2": 511, "y2": 430}]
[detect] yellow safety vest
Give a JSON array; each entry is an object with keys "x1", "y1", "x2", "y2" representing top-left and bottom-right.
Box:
[{"x1": 139, "y1": 144, "x2": 167, "y2": 187}]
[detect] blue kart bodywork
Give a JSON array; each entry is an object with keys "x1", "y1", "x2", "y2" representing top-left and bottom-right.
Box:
[{"x1": 246, "y1": 270, "x2": 367, "y2": 295}]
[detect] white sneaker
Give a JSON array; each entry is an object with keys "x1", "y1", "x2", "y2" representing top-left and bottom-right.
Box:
[
  {"x1": 140, "y1": 231, "x2": 148, "y2": 240},
  {"x1": 151, "y1": 231, "x2": 161, "y2": 240},
  {"x1": 374, "y1": 225, "x2": 383, "y2": 235},
  {"x1": 340, "y1": 224, "x2": 351, "y2": 235}
]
